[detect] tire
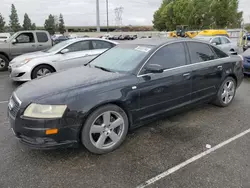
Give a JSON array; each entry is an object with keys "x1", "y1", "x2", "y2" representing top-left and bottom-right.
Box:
[
  {"x1": 0, "y1": 54, "x2": 9, "y2": 71},
  {"x1": 81, "y1": 104, "x2": 129, "y2": 154},
  {"x1": 214, "y1": 77, "x2": 236, "y2": 107},
  {"x1": 31, "y1": 65, "x2": 55, "y2": 79}
]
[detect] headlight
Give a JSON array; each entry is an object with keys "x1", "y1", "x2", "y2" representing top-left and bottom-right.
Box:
[
  {"x1": 24, "y1": 103, "x2": 67, "y2": 119},
  {"x1": 16, "y1": 58, "x2": 32, "y2": 68}
]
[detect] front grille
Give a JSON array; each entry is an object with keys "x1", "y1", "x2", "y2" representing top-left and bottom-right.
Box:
[
  {"x1": 245, "y1": 57, "x2": 250, "y2": 63},
  {"x1": 9, "y1": 94, "x2": 21, "y2": 118},
  {"x1": 244, "y1": 67, "x2": 250, "y2": 73}
]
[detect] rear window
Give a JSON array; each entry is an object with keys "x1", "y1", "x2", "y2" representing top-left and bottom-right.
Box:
[{"x1": 36, "y1": 32, "x2": 49, "y2": 43}]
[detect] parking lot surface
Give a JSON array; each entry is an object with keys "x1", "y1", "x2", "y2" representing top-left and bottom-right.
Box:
[{"x1": 0, "y1": 72, "x2": 250, "y2": 188}]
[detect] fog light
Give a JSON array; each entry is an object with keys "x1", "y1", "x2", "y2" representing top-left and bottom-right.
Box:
[{"x1": 46, "y1": 129, "x2": 58, "y2": 135}]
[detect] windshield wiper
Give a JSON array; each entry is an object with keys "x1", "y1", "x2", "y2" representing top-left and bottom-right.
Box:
[{"x1": 94, "y1": 65, "x2": 113, "y2": 72}]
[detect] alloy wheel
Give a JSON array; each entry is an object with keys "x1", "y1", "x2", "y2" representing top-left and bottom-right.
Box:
[
  {"x1": 221, "y1": 80, "x2": 235, "y2": 104},
  {"x1": 89, "y1": 111, "x2": 125, "y2": 149},
  {"x1": 0, "y1": 58, "x2": 6, "y2": 68},
  {"x1": 36, "y1": 68, "x2": 51, "y2": 78}
]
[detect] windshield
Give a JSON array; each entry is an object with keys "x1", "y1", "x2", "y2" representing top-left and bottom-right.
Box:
[
  {"x1": 90, "y1": 45, "x2": 152, "y2": 72},
  {"x1": 44, "y1": 39, "x2": 72, "y2": 53}
]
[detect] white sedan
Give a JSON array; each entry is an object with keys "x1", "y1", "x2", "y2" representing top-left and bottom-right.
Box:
[
  {"x1": 194, "y1": 35, "x2": 239, "y2": 54},
  {"x1": 9, "y1": 38, "x2": 118, "y2": 81}
]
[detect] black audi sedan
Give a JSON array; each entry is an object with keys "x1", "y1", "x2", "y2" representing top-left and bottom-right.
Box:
[{"x1": 8, "y1": 38, "x2": 244, "y2": 154}]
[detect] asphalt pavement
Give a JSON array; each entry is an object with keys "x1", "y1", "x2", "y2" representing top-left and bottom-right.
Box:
[{"x1": 0, "y1": 72, "x2": 250, "y2": 188}]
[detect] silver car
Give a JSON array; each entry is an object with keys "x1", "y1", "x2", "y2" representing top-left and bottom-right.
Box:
[
  {"x1": 194, "y1": 36, "x2": 239, "y2": 54},
  {"x1": 9, "y1": 38, "x2": 118, "y2": 81}
]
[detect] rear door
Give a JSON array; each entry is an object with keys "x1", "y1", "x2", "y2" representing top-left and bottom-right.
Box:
[
  {"x1": 186, "y1": 41, "x2": 224, "y2": 102},
  {"x1": 35, "y1": 32, "x2": 51, "y2": 51},
  {"x1": 55, "y1": 40, "x2": 93, "y2": 70},
  {"x1": 220, "y1": 37, "x2": 233, "y2": 52},
  {"x1": 137, "y1": 42, "x2": 192, "y2": 121}
]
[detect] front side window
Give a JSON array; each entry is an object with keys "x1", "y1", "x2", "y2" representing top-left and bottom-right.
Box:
[
  {"x1": 92, "y1": 40, "x2": 114, "y2": 49},
  {"x1": 16, "y1": 33, "x2": 35, "y2": 43},
  {"x1": 187, "y1": 42, "x2": 216, "y2": 64},
  {"x1": 66, "y1": 41, "x2": 90, "y2": 52},
  {"x1": 146, "y1": 42, "x2": 186, "y2": 70},
  {"x1": 211, "y1": 37, "x2": 221, "y2": 45}
]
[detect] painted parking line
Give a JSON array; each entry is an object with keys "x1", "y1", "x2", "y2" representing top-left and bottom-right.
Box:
[
  {"x1": 0, "y1": 101, "x2": 8, "y2": 104},
  {"x1": 136, "y1": 128, "x2": 250, "y2": 188}
]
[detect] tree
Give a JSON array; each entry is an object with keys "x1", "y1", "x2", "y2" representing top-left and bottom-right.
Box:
[
  {"x1": 9, "y1": 4, "x2": 21, "y2": 32},
  {"x1": 22, "y1": 13, "x2": 32, "y2": 30},
  {"x1": 31, "y1": 23, "x2": 36, "y2": 30},
  {"x1": 0, "y1": 13, "x2": 5, "y2": 32},
  {"x1": 58, "y1": 13, "x2": 65, "y2": 34},
  {"x1": 44, "y1": 14, "x2": 56, "y2": 35}
]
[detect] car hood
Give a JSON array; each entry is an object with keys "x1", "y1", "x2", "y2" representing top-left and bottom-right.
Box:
[
  {"x1": 15, "y1": 66, "x2": 127, "y2": 103},
  {"x1": 243, "y1": 48, "x2": 250, "y2": 57},
  {"x1": 10, "y1": 51, "x2": 53, "y2": 64}
]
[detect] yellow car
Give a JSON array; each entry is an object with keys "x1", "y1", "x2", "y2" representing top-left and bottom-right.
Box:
[{"x1": 197, "y1": 30, "x2": 229, "y2": 38}]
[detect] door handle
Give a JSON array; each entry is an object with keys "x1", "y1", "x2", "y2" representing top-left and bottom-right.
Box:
[
  {"x1": 31, "y1": 45, "x2": 36, "y2": 47},
  {"x1": 183, "y1": 73, "x2": 191, "y2": 79},
  {"x1": 38, "y1": 44, "x2": 43, "y2": 47},
  {"x1": 217, "y1": 66, "x2": 223, "y2": 70}
]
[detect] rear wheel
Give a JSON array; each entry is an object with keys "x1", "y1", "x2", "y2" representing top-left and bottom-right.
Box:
[
  {"x1": 31, "y1": 65, "x2": 55, "y2": 79},
  {"x1": 214, "y1": 77, "x2": 236, "y2": 107},
  {"x1": 0, "y1": 54, "x2": 9, "y2": 71},
  {"x1": 81, "y1": 104, "x2": 129, "y2": 154}
]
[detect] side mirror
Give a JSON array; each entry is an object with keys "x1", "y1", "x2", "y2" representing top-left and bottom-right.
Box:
[
  {"x1": 212, "y1": 42, "x2": 217, "y2": 46},
  {"x1": 60, "y1": 49, "x2": 69, "y2": 54},
  {"x1": 230, "y1": 51, "x2": 238, "y2": 55},
  {"x1": 12, "y1": 39, "x2": 17, "y2": 44},
  {"x1": 144, "y1": 64, "x2": 164, "y2": 74}
]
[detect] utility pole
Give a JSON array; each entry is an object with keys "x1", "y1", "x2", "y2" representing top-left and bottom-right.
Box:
[
  {"x1": 96, "y1": 0, "x2": 100, "y2": 32},
  {"x1": 106, "y1": 0, "x2": 109, "y2": 33}
]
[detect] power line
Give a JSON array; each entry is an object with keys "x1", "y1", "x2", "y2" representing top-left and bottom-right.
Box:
[{"x1": 114, "y1": 7, "x2": 124, "y2": 27}]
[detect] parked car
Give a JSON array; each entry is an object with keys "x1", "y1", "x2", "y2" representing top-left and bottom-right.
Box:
[
  {"x1": 53, "y1": 36, "x2": 69, "y2": 45},
  {"x1": 194, "y1": 35, "x2": 239, "y2": 54},
  {"x1": 0, "y1": 30, "x2": 52, "y2": 71},
  {"x1": 0, "y1": 33, "x2": 11, "y2": 42},
  {"x1": 9, "y1": 38, "x2": 118, "y2": 81},
  {"x1": 8, "y1": 38, "x2": 243, "y2": 154},
  {"x1": 242, "y1": 48, "x2": 250, "y2": 75},
  {"x1": 113, "y1": 35, "x2": 121, "y2": 40},
  {"x1": 243, "y1": 34, "x2": 250, "y2": 51}
]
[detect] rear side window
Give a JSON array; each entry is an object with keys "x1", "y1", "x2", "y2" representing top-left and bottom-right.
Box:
[
  {"x1": 147, "y1": 42, "x2": 186, "y2": 69},
  {"x1": 220, "y1": 37, "x2": 230, "y2": 44},
  {"x1": 187, "y1": 42, "x2": 216, "y2": 64},
  {"x1": 211, "y1": 46, "x2": 229, "y2": 58},
  {"x1": 92, "y1": 40, "x2": 114, "y2": 49},
  {"x1": 36, "y1": 32, "x2": 49, "y2": 43}
]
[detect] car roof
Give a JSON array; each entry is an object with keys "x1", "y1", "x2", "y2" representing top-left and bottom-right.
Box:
[
  {"x1": 65, "y1": 37, "x2": 118, "y2": 44},
  {"x1": 122, "y1": 38, "x2": 206, "y2": 47}
]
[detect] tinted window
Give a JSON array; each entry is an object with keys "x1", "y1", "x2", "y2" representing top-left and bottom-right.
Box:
[
  {"x1": 211, "y1": 46, "x2": 228, "y2": 58},
  {"x1": 36, "y1": 32, "x2": 48, "y2": 43},
  {"x1": 211, "y1": 37, "x2": 221, "y2": 45},
  {"x1": 146, "y1": 42, "x2": 186, "y2": 70},
  {"x1": 92, "y1": 40, "x2": 114, "y2": 49},
  {"x1": 220, "y1": 37, "x2": 230, "y2": 44},
  {"x1": 187, "y1": 42, "x2": 216, "y2": 63},
  {"x1": 16, "y1": 33, "x2": 34, "y2": 43},
  {"x1": 66, "y1": 41, "x2": 90, "y2": 52}
]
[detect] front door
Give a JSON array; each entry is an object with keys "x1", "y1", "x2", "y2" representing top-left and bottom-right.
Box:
[
  {"x1": 10, "y1": 32, "x2": 38, "y2": 58},
  {"x1": 186, "y1": 41, "x2": 223, "y2": 102},
  {"x1": 137, "y1": 42, "x2": 192, "y2": 121},
  {"x1": 55, "y1": 40, "x2": 93, "y2": 71}
]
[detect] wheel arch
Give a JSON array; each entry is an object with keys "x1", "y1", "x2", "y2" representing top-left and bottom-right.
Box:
[
  {"x1": 0, "y1": 51, "x2": 10, "y2": 60},
  {"x1": 31, "y1": 63, "x2": 56, "y2": 78}
]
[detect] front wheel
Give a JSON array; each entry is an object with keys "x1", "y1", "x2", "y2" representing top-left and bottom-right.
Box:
[
  {"x1": 81, "y1": 104, "x2": 129, "y2": 154},
  {"x1": 31, "y1": 65, "x2": 55, "y2": 79},
  {"x1": 214, "y1": 77, "x2": 236, "y2": 107},
  {"x1": 0, "y1": 54, "x2": 9, "y2": 71}
]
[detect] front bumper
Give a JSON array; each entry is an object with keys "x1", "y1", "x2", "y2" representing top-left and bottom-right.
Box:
[
  {"x1": 243, "y1": 58, "x2": 250, "y2": 75},
  {"x1": 8, "y1": 97, "x2": 82, "y2": 149},
  {"x1": 8, "y1": 64, "x2": 32, "y2": 82}
]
